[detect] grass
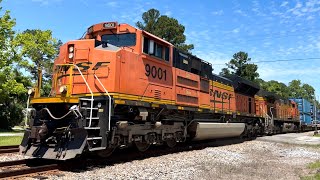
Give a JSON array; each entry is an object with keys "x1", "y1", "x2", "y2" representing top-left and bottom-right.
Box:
[
  {"x1": 0, "y1": 136, "x2": 23, "y2": 146},
  {"x1": 308, "y1": 161, "x2": 320, "y2": 169},
  {"x1": 313, "y1": 134, "x2": 320, "y2": 137},
  {"x1": 301, "y1": 161, "x2": 320, "y2": 180},
  {"x1": 0, "y1": 126, "x2": 24, "y2": 134},
  {"x1": 302, "y1": 174, "x2": 320, "y2": 180}
]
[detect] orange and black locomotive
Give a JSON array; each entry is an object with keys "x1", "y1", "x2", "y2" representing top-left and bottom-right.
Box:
[{"x1": 20, "y1": 22, "x2": 300, "y2": 160}]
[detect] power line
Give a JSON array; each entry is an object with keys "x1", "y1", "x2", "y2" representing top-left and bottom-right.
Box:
[
  {"x1": 212, "y1": 57, "x2": 320, "y2": 65},
  {"x1": 253, "y1": 57, "x2": 320, "y2": 63}
]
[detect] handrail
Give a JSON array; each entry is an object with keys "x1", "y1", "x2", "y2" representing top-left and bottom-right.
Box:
[
  {"x1": 24, "y1": 95, "x2": 30, "y2": 127},
  {"x1": 94, "y1": 74, "x2": 112, "y2": 131},
  {"x1": 73, "y1": 65, "x2": 94, "y2": 127},
  {"x1": 269, "y1": 107, "x2": 274, "y2": 126}
]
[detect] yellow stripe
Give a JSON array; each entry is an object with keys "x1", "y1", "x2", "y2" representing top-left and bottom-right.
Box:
[
  {"x1": 151, "y1": 104, "x2": 160, "y2": 108},
  {"x1": 30, "y1": 92, "x2": 175, "y2": 105},
  {"x1": 87, "y1": 93, "x2": 175, "y2": 105},
  {"x1": 210, "y1": 81, "x2": 234, "y2": 91},
  {"x1": 30, "y1": 97, "x2": 79, "y2": 104},
  {"x1": 114, "y1": 100, "x2": 125, "y2": 104},
  {"x1": 254, "y1": 95, "x2": 265, "y2": 101},
  {"x1": 30, "y1": 93, "x2": 235, "y2": 115},
  {"x1": 199, "y1": 104, "x2": 211, "y2": 109}
]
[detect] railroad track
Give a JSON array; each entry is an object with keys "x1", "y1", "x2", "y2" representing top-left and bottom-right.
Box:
[
  {"x1": 0, "y1": 145, "x2": 19, "y2": 154},
  {"x1": 0, "y1": 159, "x2": 59, "y2": 179},
  {"x1": 0, "y1": 137, "x2": 247, "y2": 179}
]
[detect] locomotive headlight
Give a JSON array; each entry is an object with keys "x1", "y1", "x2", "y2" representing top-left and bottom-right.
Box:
[
  {"x1": 68, "y1": 53, "x2": 74, "y2": 59},
  {"x1": 68, "y1": 44, "x2": 74, "y2": 60},
  {"x1": 59, "y1": 85, "x2": 67, "y2": 94},
  {"x1": 69, "y1": 46, "x2": 74, "y2": 53},
  {"x1": 27, "y1": 88, "x2": 35, "y2": 95}
]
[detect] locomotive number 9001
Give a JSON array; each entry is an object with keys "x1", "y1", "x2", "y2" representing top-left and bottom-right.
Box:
[{"x1": 145, "y1": 64, "x2": 167, "y2": 81}]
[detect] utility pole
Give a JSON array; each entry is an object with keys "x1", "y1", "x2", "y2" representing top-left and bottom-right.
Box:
[{"x1": 314, "y1": 95, "x2": 318, "y2": 135}]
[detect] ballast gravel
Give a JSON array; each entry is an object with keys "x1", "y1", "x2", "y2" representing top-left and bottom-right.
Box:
[
  {"x1": 48, "y1": 140, "x2": 320, "y2": 180},
  {"x1": 2, "y1": 133, "x2": 319, "y2": 180},
  {"x1": 0, "y1": 153, "x2": 27, "y2": 162}
]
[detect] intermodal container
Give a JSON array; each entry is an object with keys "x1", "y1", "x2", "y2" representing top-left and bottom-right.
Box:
[
  {"x1": 289, "y1": 98, "x2": 311, "y2": 114},
  {"x1": 299, "y1": 113, "x2": 312, "y2": 126}
]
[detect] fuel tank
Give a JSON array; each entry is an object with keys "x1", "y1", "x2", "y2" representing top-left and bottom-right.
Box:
[{"x1": 188, "y1": 122, "x2": 245, "y2": 141}]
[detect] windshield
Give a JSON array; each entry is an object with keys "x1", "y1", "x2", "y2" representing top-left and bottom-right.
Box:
[{"x1": 101, "y1": 33, "x2": 136, "y2": 47}]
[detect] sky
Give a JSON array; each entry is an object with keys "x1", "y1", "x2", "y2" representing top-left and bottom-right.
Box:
[{"x1": 2, "y1": 0, "x2": 320, "y2": 98}]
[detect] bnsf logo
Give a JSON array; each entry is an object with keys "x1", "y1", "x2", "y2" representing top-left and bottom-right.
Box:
[
  {"x1": 209, "y1": 89, "x2": 232, "y2": 100},
  {"x1": 76, "y1": 62, "x2": 110, "y2": 71},
  {"x1": 55, "y1": 62, "x2": 110, "y2": 71}
]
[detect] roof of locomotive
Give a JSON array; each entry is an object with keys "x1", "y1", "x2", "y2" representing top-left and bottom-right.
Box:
[
  {"x1": 257, "y1": 89, "x2": 281, "y2": 99},
  {"x1": 211, "y1": 73, "x2": 233, "y2": 86},
  {"x1": 224, "y1": 75, "x2": 260, "y2": 96},
  {"x1": 86, "y1": 21, "x2": 173, "y2": 46}
]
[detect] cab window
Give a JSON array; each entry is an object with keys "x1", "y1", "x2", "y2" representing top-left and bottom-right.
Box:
[
  {"x1": 101, "y1": 33, "x2": 136, "y2": 47},
  {"x1": 143, "y1": 37, "x2": 169, "y2": 61}
]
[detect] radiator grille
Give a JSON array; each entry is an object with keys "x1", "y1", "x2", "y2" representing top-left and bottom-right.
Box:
[
  {"x1": 177, "y1": 76, "x2": 198, "y2": 88},
  {"x1": 177, "y1": 94, "x2": 198, "y2": 104},
  {"x1": 200, "y1": 79, "x2": 209, "y2": 93}
]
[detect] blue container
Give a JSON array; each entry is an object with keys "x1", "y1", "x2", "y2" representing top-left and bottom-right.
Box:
[
  {"x1": 299, "y1": 113, "x2": 312, "y2": 125},
  {"x1": 290, "y1": 98, "x2": 311, "y2": 114}
]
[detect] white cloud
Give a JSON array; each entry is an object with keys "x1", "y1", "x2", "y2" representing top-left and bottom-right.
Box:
[
  {"x1": 232, "y1": 28, "x2": 240, "y2": 34},
  {"x1": 31, "y1": 0, "x2": 62, "y2": 5},
  {"x1": 280, "y1": 1, "x2": 289, "y2": 7},
  {"x1": 306, "y1": 15, "x2": 314, "y2": 20},
  {"x1": 234, "y1": 9, "x2": 248, "y2": 17},
  {"x1": 211, "y1": 10, "x2": 224, "y2": 16},
  {"x1": 164, "y1": 11, "x2": 172, "y2": 16},
  {"x1": 106, "y1": 1, "x2": 119, "y2": 7}
]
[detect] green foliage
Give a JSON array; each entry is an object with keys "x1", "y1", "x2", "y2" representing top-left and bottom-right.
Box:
[
  {"x1": 136, "y1": 8, "x2": 194, "y2": 52},
  {"x1": 220, "y1": 51, "x2": 259, "y2": 81},
  {"x1": 14, "y1": 30, "x2": 61, "y2": 96},
  {"x1": 0, "y1": 1, "x2": 29, "y2": 129},
  {"x1": 302, "y1": 161, "x2": 320, "y2": 180},
  {"x1": 0, "y1": 1, "x2": 16, "y2": 68},
  {"x1": 136, "y1": 8, "x2": 160, "y2": 34},
  {"x1": 260, "y1": 80, "x2": 291, "y2": 98},
  {"x1": 288, "y1": 80, "x2": 315, "y2": 101}
]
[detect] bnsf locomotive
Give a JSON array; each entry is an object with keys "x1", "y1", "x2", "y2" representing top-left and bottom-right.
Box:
[{"x1": 20, "y1": 22, "x2": 300, "y2": 160}]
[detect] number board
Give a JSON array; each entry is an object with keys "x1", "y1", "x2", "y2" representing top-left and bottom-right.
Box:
[{"x1": 103, "y1": 22, "x2": 117, "y2": 29}]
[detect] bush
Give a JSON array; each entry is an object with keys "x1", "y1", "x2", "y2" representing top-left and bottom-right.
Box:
[{"x1": 0, "y1": 102, "x2": 25, "y2": 129}]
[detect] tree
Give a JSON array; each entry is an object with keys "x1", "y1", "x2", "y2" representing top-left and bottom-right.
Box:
[
  {"x1": 0, "y1": 0, "x2": 28, "y2": 128},
  {"x1": 301, "y1": 84, "x2": 315, "y2": 101},
  {"x1": 136, "y1": 8, "x2": 194, "y2": 52},
  {"x1": 288, "y1": 80, "x2": 315, "y2": 101},
  {"x1": 220, "y1": 51, "x2": 259, "y2": 81},
  {"x1": 136, "y1": 8, "x2": 160, "y2": 35},
  {"x1": 14, "y1": 29, "x2": 61, "y2": 96},
  {"x1": 260, "y1": 80, "x2": 290, "y2": 98}
]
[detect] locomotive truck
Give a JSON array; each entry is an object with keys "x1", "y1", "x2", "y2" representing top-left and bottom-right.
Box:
[{"x1": 20, "y1": 22, "x2": 300, "y2": 160}]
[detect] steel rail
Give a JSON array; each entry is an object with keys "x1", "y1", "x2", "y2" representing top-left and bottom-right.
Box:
[
  {"x1": 0, "y1": 145, "x2": 20, "y2": 154},
  {"x1": 0, "y1": 145, "x2": 19, "y2": 150},
  {"x1": 0, "y1": 159, "x2": 27, "y2": 168},
  {"x1": 0, "y1": 161, "x2": 59, "y2": 179}
]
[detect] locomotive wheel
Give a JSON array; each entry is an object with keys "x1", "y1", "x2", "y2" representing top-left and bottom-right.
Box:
[
  {"x1": 165, "y1": 139, "x2": 177, "y2": 148},
  {"x1": 135, "y1": 141, "x2": 150, "y2": 152},
  {"x1": 97, "y1": 148, "x2": 115, "y2": 158}
]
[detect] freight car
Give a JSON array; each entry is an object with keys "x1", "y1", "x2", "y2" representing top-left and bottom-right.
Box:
[
  {"x1": 290, "y1": 98, "x2": 319, "y2": 130},
  {"x1": 20, "y1": 22, "x2": 300, "y2": 160}
]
